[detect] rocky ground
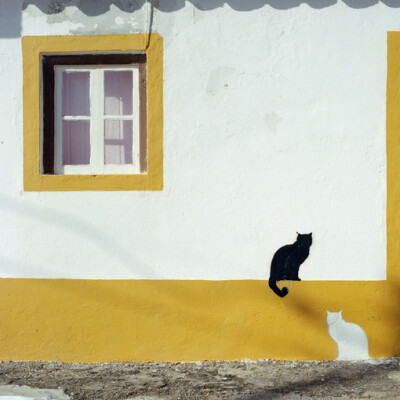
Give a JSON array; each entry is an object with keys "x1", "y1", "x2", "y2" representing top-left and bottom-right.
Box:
[{"x1": 0, "y1": 358, "x2": 399, "y2": 399}]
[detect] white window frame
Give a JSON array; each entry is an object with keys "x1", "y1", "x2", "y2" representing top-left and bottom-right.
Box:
[{"x1": 54, "y1": 65, "x2": 141, "y2": 175}]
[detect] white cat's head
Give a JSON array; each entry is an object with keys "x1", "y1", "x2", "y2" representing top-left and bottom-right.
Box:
[{"x1": 327, "y1": 310, "x2": 342, "y2": 325}]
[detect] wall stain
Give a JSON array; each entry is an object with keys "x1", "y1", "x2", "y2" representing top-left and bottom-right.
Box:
[
  {"x1": 264, "y1": 112, "x2": 282, "y2": 133},
  {"x1": 206, "y1": 67, "x2": 236, "y2": 96}
]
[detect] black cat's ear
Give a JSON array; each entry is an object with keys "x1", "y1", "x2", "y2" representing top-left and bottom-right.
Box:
[{"x1": 296, "y1": 231, "x2": 300, "y2": 235}]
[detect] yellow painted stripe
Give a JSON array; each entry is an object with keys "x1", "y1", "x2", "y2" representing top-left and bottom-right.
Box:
[
  {"x1": 4, "y1": 32, "x2": 400, "y2": 363},
  {"x1": 0, "y1": 279, "x2": 397, "y2": 362}
]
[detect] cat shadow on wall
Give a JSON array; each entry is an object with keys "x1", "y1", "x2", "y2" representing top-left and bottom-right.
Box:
[
  {"x1": 327, "y1": 310, "x2": 371, "y2": 361},
  {"x1": 268, "y1": 232, "x2": 312, "y2": 297}
]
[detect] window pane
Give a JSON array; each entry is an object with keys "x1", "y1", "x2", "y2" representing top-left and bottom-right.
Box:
[
  {"x1": 62, "y1": 121, "x2": 90, "y2": 165},
  {"x1": 104, "y1": 120, "x2": 133, "y2": 165},
  {"x1": 104, "y1": 71, "x2": 133, "y2": 116},
  {"x1": 62, "y1": 71, "x2": 90, "y2": 116}
]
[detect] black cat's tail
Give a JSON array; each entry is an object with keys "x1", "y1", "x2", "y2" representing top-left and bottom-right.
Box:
[{"x1": 269, "y1": 278, "x2": 289, "y2": 297}]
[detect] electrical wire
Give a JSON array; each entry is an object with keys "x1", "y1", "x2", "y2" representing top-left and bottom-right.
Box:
[{"x1": 144, "y1": 0, "x2": 153, "y2": 50}]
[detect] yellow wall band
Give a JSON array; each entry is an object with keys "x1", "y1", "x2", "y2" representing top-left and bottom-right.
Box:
[
  {"x1": 22, "y1": 34, "x2": 163, "y2": 191},
  {"x1": 0, "y1": 279, "x2": 398, "y2": 362}
]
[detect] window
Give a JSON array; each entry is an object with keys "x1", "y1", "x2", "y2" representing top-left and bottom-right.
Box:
[
  {"x1": 42, "y1": 54, "x2": 146, "y2": 176},
  {"x1": 23, "y1": 34, "x2": 163, "y2": 191}
]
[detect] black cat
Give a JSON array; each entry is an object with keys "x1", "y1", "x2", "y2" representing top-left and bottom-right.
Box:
[{"x1": 269, "y1": 233, "x2": 312, "y2": 297}]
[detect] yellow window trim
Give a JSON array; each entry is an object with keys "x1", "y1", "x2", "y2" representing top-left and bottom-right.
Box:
[{"x1": 22, "y1": 34, "x2": 163, "y2": 191}]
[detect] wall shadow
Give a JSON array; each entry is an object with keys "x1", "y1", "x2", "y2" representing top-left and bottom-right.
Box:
[
  {"x1": 0, "y1": 0, "x2": 392, "y2": 39},
  {"x1": 0, "y1": 0, "x2": 22, "y2": 38},
  {"x1": 0, "y1": 0, "x2": 394, "y2": 39},
  {"x1": 0, "y1": 193, "x2": 159, "y2": 279},
  {"x1": 20, "y1": 0, "x2": 400, "y2": 17},
  {"x1": 234, "y1": 359, "x2": 396, "y2": 399},
  {"x1": 22, "y1": 0, "x2": 146, "y2": 16}
]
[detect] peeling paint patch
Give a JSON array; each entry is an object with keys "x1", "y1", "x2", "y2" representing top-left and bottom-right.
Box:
[{"x1": 114, "y1": 16, "x2": 124, "y2": 25}]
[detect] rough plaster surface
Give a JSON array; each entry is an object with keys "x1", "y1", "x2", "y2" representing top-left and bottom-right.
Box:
[{"x1": 0, "y1": 0, "x2": 392, "y2": 280}]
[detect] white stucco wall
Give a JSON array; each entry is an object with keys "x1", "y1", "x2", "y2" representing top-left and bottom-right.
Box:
[{"x1": 0, "y1": 0, "x2": 393, "y2": 280}]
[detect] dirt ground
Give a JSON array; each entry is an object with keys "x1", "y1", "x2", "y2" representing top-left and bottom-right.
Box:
[{"x1": 0, "y1": 358, "x2": 399, "y2": 399}]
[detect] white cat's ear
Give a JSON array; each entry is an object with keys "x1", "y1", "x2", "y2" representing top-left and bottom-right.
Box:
[{"x1": 339, "y1": 310, "x2": 343, "y2": 315}]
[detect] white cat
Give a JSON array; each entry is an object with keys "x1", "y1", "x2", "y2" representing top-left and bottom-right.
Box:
[{"x1": 327, "y1": 310, "x2": 370, "y2": 361}]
